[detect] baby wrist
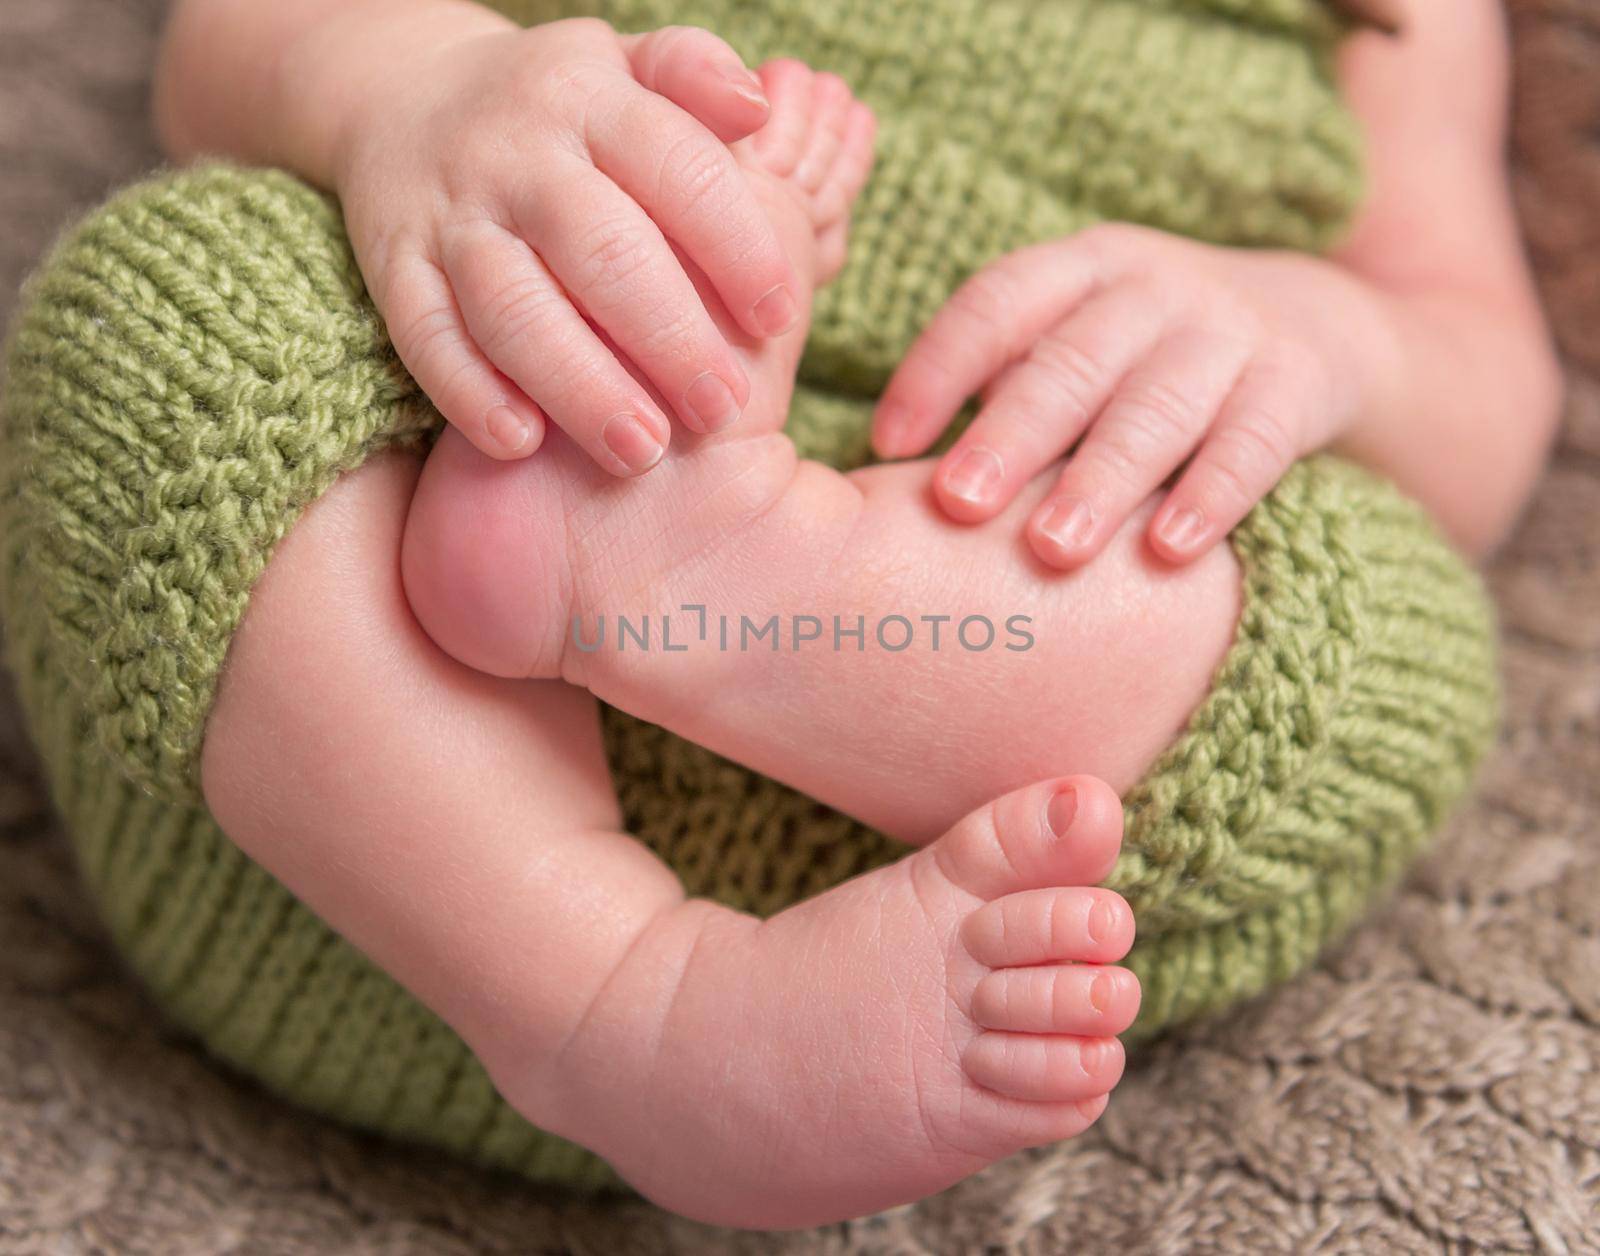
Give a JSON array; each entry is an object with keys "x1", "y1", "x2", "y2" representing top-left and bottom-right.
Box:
[{"x1": 279, "y1": 0, "x2": 514, "y2": 189}]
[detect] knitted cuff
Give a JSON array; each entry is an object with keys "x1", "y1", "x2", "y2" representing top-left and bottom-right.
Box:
[
  {"x1": 1114, "y1": 455, "x2": 1500, "y2": 1035},
  {"x1": 1, "y1": 165, "x2": 441, "y2": 801}
]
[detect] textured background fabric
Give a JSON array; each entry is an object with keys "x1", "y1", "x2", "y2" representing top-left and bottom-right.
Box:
[{"x1": 1, "y1": 0, "x2": 1597, "y2": 1249}]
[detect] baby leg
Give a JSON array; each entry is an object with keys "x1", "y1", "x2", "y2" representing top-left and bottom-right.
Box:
[{"x1": 202, "y1": 449, "x2": 1139, "y2": 1229}]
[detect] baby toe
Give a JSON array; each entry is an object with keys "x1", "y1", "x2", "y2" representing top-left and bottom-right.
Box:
[
  {"x1": 812, "y1": 100, "x2": 877, "y2": 228},
  {"x1": 970, "y1": 964, "x2": 1141, "y2": 1037},
  {"x1": 743, "y1": 59, "x2": 813, "y2": 176},
  {"x1": 961, "y1": 886, "x2": 1135, "y2": 968},
  {"x1": 969, "y1": 1090, "x2": 1111, "y2": 1157},
  {"x1": 962, "y1": 1032, "x2": 1125, "y2": 1103},
  {"x1": 793, "y1": 71, "x2": 853, "y2": 194},
  {"x1": 931, "y1": 775, "x2": 1123, "y2": 902},
  {"x1": 814, "y1": 219, "x2": 849, "y2": 285}
]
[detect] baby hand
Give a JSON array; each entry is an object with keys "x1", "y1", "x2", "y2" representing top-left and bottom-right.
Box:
[
  {"x1": 872, "y1": 224, "x2": 1367, "y2": 567},
  {"x1": 335, "y1": 16, "x2": 803, "y2": 472}
]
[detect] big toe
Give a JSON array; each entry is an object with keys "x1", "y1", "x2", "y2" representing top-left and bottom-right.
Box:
[
  {"x1": 401, "y1": 427, "x2": 572, "y2": 679},
  {"x1": 931, "y1": 775, "x2": 1124, "y2": 902},
  {"x1": 738, "y1": 59, "x2": 815, "y2": 178}
]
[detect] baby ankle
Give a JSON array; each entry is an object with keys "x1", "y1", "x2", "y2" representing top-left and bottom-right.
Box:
[{"x1": 498, "y1": 899, "x2": 753, "y2": 1152}]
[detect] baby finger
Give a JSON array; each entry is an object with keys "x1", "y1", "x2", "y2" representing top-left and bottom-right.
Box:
[
  {"x1": 1027, "y1": 328, "x2": 1250, "y2": 569},
  {"x1": 1149, "y1": 362, "x2": 1313, "y2": 561},
  {"x1": 932, "y1": 282, "x2": 1166, "y2": 522}
]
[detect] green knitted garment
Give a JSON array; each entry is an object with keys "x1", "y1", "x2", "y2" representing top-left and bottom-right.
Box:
[{"x1": 0, "y1": 0, "x2": 1498, "y2": 1190}]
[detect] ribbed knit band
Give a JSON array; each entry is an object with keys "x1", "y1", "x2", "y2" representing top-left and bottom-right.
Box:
[{"x1": 0, "y1": 0, "x2": 1494, "y2": 1191}]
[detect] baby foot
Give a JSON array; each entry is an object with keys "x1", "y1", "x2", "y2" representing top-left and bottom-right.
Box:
[
  {"x1": 527, "y1": 775, "x2": 1139, "y2": 1228},
  {"x1": 402, "y1": 59, "x2": 876, "y2": 678}
]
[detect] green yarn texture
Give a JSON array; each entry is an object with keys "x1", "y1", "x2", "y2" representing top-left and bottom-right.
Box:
[{"x1": 0, "y1": 0, "x2": 1498, "y2": 1189}]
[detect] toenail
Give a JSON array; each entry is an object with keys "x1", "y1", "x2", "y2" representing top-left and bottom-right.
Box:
[
  {"x1": 752, "y1": 284, "x2": 798, "y2": 336},
  {"x1": 485, "y1": 404, "x2": 532, "y2": 455},
  {"x1": 1156, "y1": 505, "x2": 1207, "y2": 553},
  {"x1": 1046, "y1": 785, "x2": 1077, "y2": 838},
  {"x1": 1088, "y1": 897, "x2": 1118, "y2": 944},
  {"x1": 684, "y1": 372, "x2": 742, "y2": 433},
  {"x1": 943, "y1": 447, "x2": 1004, "y2": 508},
  {"x1": 1089, "y1": 970, "x2": 1117, "y2": 1013},
  {"x1": 719, "y1": 66, "x2": 769, "y2": 110},
  {"x1": 1036, "y1": 496, "x2": 1095, "y2": 551},
  {"x1": 1079, "y1": 1038, "x2": 1116, "y2": 1075},
  {"x1": 602, "y1": 411, "x2": 664, "y2": 474}
]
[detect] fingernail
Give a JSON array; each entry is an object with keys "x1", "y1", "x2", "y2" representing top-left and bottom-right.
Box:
[
  {"x1": 1089, "y1": 970, "x2": 1117, "y2": 1014},
  {"x1": 602, "y1": 411, "x2": 664, "y2": 474},
  {"x1": 1156, "y1": 505, "x2": 1207, "y2": 553},
  {"x1": 720, "y1": 66, "x2": 768, "y2": 110},
  {"x1": 1088, "y1": 898, "x2": 1118, "y2": 944},
  {"x1": 684, "y1": 371, "x2": 742, "y2": 433},
  {"x1": 1046, "y1": 785, "x2": 1077, "y2": 838},
  {"x1": 1035, "y1": 496, "x2": 1096, "y2": 551},
  {"x1": 942, "y1": 447, "x2": 1004, "y2": 508},
  {"x1": 485, "y1": 404, "x2": 532, "y2": 455},
  {"x1": 752, "y1": 284, "x2": 798, "y2": 336}
]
